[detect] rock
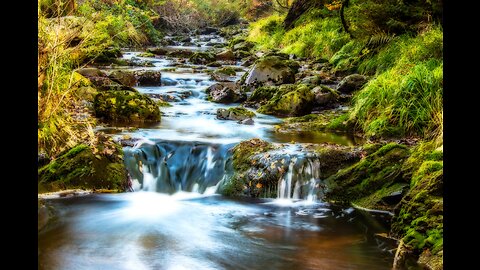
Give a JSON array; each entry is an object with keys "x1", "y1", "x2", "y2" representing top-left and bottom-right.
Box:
[
  {"x1": 180, "y1": 36, "x2": 191, "y2": 43},
  {"x1": 215, "y1": 67, "x2": 236, "y2": 76},
  {"x1": 336, "y1": 74, "x2": 368, "y2": 94},
  {"x1": 241, "y1": 56, "x2": 299, "y2": 90},
  {"x1": 247, "y1": 86, "x2": 278, "y2": 105},
  {"x1": 257, "y1": 84, "x2": 314, "y2": 116},
  {"x1": 241, "y1": 55, "x2": 257, "y2": 67},
  {"x1": 189, "y1": 52, "x2": 216, "y2": 65},
  {"x1": 239, "y1": 118, "x2": 254, "y2": 125},
  {"x1": 147, "y1": 47, "x2": 168, "y2": 55},
  {"x1": 159, "y1": 38, "x2": 176, "y2": 46},
  {"x1": 76, "y1": 68, "x2": 133, "y2": 91},
  {"x1": 76, "y1": 67, "x2": 107, "y2": 78},
  {"x1": 216, "y1": 49, "x2": 235, "y2": 61},
  {"x1": 216, "y1": 107, "x2": 255, "y2": 121},
  {"x1": 161, "y1": 77, "x2": 178, "y2": 86},
  {"x1": 234, "y1": 50, "x2": 251, "y2": 59},
  {"x1": 233, "y1": 41, "x2": 255, "y2": 52},
  {"x1": 94, "y1": 90, "x2": 161, "y2": 122},
  {"x1": 206, "y1": 82, "x2": 246, "y2": 103},
  {"x1": 133, "y1": 70, "x2": 162, "y2": 86},
  {"x1": 182, "y1": 42, "x2": 195, "y2": 46},
  {"x1": 206, "y1": 62, "x2": 222, "y2": 67},
  {"x1": 300, "y1": 75, "x2": 322, "y2": 87},
  {"x1": 38, "y1": 135, "x2": 129, "y2": 193},
  {"x1": 312, "y1": 85, "x2": 339, "y2": 106},
  {"x1": 201, "y1": 27, "x2": 218, "y2": 34},
  {"x1": 167, "y1": 49, "x2": 194, "y2": 58},
  {"x1": 108, "y1": 70, "x2": 137, "y2": 87},
  {"x1": 211, "y1": 72, "x2": 235, "y2": 82}
]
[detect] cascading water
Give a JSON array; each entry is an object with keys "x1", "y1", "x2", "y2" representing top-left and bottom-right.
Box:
[
  {"x1": 123, "y1": 140, "x2": 235, "y2": 194},
  {"x1": 273, "y1": 147, "x2": 323, "y2": 202}
]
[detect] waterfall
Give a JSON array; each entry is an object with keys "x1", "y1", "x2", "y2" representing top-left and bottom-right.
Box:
[
  {"x1": 123, "y1": 140, "x2": 234, "y2": 194},
  {"x1": 275, "y1": 153, "x2": 322, "y2": 202}
]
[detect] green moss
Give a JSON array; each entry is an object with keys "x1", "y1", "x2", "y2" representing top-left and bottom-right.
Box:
[
  {"x1": 247, "y1": 86, "x2": 278, "y2": 103},
  {"x1": 228, "y1": 107, "x2": 255, "y2": 118},
  {"x1": 138, "y1": 52, "x2": 155, "y2": 57},
  {"x1": 189, "y1": 52, "x2": 216, "y2": 65},
  {"x1": 94, "y1": 90, "x2": 160, "y2": 122},
  {"x1": 157, "y1": 100, "x2": 173, "y2": 107},
  {"x1": 257, "y1": 84, "x2": 314, "y2": 116},
  {"x1": 232, "y1": 138, "x2": 273, "y2": 171},
  {"x1": 324, "y1": 143, "x2": 410, "y2": 211},
  {"x1": 38, "y1": 138, "x2": 128, "y2": 192},
  {"x1": 214, "y1": 67, "x2": 236, "y2": 76}
]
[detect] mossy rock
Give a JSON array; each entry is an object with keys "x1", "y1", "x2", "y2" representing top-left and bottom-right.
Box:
[
  {"x1": 214, "y1": 67, "x2": 236, "y2": 76},
  {"x1": 242, "y1": 56, "x2": 299, "y2": 90},
  {"x1": 133, "y1": 70, "x2": 162, "y2": 86},
  {"x1": 38, "y1": 137, "x2": 128, "y2": 192},
  {"x1": 217, "y1": 107, "x2": 255, "y2": 121},
  {"x1": 389, "y1": 141, "x2": 443, "y2": 262},
  {"x1": 247, "y1": 86, "x2": 279, "y2": 104},
  {"x1": 219, "y1": 139, "x2": 274, "y2": 197},
  {"x1": 108, "y1": 70, "x2": 137, "y2": 87},
  {"x1": 315, "y1": 144, "x2": 362, "y2": 179},
  {"x1": 216, "y1": 49, "x2": 235, "y2": 61},
  {"x1": 336, "y1": 74, "x2": 368, "y2": 94},
  {"x1": 324, "y1": 143, "x2": 411, "y2": 211},
  {"x1": 189, "y1": 52, "x2": 216, "y2": 65},
  {"x1": 94, "y1": 90, "x2": 160, "y2": 123},
  {"x1": 147, "y1": 47, "x2": 168, "y2": 55},
  {"x1": 257, "y1": 84, "x2": 314, "y2": 116},
  {"x1": 232, "y1": 41, "x2": 255, "y2": 52}
]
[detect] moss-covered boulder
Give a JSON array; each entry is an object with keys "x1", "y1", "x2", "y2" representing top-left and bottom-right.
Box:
[
  {"x1": 324, "y1": 143, "x2": 411, "y2": 211},
  {"x1": 133, "y1": 70, "x2": 162, "y2": 86},
  {"x1": 189, "y1": 52, "x2": 216, "y2": 65},
  {"x1": 241, "y1": 56, "x2": 300, "y2": 90},
  {"x1": 246, "y1": 86, "x2": 279, "y2": 107},
  {"x1": 206, "y1": 82, "x2": 246, "y2": 103},
  {"x1": 257, "y1": 84, "x2": 314, "y2": 116},
  {"x1": 336, "y1": 74, "x2": 368, "y2": 94},
  {"x1": 94, "y1": 90, "x2": 160, "y2": 122},
  {"x1": 38, "y1": 136, "x2": 129, "y2": 193},
  {"x1": 215, "y1": 67, "x2": 236, "y2": 76},
  {"x1": 390, "y1": 142, "x2": 443, "y2": 269},
  {"x1": 312, "y1": 85, "x2": 339, "y2": 107},
  {"x1": 166, "y1": 49, "x2": 194, "y2": 58},
  {"x1": 315, "y1": 144, "x2": 362, "y2": 179},
  {"x1": 218, "y1": 139, "x2": 274, "y2": 197},
  {"x1": 217, "y1": 107, "x2": 255, "y2": 121}
]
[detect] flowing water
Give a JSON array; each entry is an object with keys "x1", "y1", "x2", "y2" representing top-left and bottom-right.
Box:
[{"x1": 38, "y1": 33, "x2": 395, "y2": 269}]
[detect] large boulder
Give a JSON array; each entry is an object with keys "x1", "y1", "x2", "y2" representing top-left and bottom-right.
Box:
[
  {"x1": 38, "y1": 135, "x2": 129, "y2": 193},
  {"x1": 217, "y1": 107, "x2": 255, "y2": 121},
  {"x1": 241, "y1": 56, "x2": 300, "y2": 90},
  {"x1": 233, "y1": 41, "x2": 255, "y2": 52},
  {"x1": 257, "y1": 84, "x2": 314, "y2": 116},
  {"x1": 147, "y1": 47, "x2": 168, "y2": 56},
  {"x1": 133, "y1": 70, "x2": 162, "y2": 86},
  {"x1": 206, "y1": 82, "x2": 246, "y2": 103},
  {"x1": 336, "y1": 74, "x2": 368, "y2": 94},
  {"x1": 94, "y1": 90, "x2": 160, "y2": 122}
]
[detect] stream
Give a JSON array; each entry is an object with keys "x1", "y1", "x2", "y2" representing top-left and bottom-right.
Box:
[{"x1": 38, "y1": 33, "x2": 395, "y2": 270}]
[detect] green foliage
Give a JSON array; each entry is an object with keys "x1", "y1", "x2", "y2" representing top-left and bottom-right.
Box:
[
  {"x1": 349, "y1": 57, "x2": 443, "y2": 138},
  {"x1": 247, "y1": 14, "x2": 285, "y2": 50}
]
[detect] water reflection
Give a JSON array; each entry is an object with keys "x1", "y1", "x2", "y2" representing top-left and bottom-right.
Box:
[{"x1": 39, "y1": 194, "x2": 394, "y2": 270}]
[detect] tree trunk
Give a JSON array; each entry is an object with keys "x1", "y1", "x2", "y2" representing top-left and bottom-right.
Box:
[{"x1": 283, "y1": 0, "x2": 323, "y2": 30}]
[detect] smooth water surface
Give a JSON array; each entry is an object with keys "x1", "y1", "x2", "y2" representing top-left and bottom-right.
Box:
[{"x1": 38, "y1": 193, "x2": 394, "y2": 270}]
